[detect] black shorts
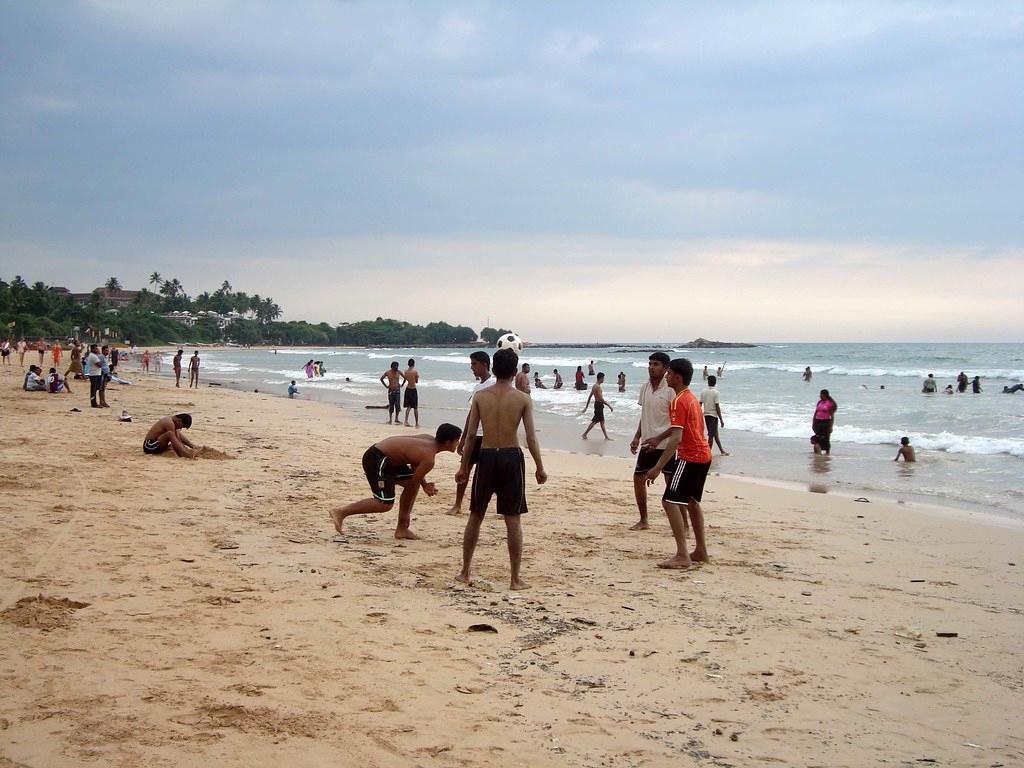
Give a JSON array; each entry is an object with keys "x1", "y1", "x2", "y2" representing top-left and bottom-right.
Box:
[
  {"x1": 143, "y1": 438, "x2": 167, "y2": 455},
  {"x1": 662, "y1": 458, "x2": 711, "y2": 505},
  {"x1": 362, "y1": 445, "x2": 413, "y2": 504},
  {"x1": 403, "y1": 388, "x2": 418, "y2": 408},
  {"x1": 470, "y1": 447, "x2": 527, "y2": 517},
  {"x1": 633, "y1": 447, "x2": 664, "y2": 475},
  {"x1": 591, "y1": 402, "x2": 605, "y2": 423},
  {"x1": 704, "y1": 414, "x2": 718, "y2": 439},
  {"x1": 387, "y1": 389, "x2": 401, "y2": 411},
  {"x1": 464, "y1": 435, "x2": 483, "y2": 468}
]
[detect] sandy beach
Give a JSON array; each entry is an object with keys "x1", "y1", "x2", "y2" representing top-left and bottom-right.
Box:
[{"x1": 1, "y1": 362, "x2": 1021, "y2": 768}]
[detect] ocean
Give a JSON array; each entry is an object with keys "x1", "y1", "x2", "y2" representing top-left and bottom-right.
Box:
[{"x1": 174, "y1": 342, "x2": 1024, "y2": 520}]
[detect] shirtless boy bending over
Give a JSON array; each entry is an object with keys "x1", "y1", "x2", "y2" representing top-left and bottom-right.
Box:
[
  {"x1": 455, "y1": 348, "x2": 546, "y2": 590},
  {"x1": 331, "y1": 423, "x2": 462, "y2": 540},
  {"x1": 143, "y1": 414, "x2": 200, "y2": 458}
]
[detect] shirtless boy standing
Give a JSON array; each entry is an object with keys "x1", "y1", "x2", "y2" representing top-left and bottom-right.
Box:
[
  {"x1": 143, "y1": 413, "x2": 200, "y2": 458},
  {"x1": 380, "y1": 361, "x2": 405, "y2": 424},
  {"x1": 173, "y1": 349, "x2": 184, "y2": 387},
  {"x1": 455, "y1": 349, "x2": 546, "y2": 590},
  {"x1": 403, "y1": 358, "x2": 420, "y2": 427},
  {"x1": 330, "y1": 424, "x2": 462, "y2": 540}
]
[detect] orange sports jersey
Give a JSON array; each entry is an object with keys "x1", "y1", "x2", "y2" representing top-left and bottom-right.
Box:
[{"x1": 669, "y1": 388, "x2": 712, "y2": 463}]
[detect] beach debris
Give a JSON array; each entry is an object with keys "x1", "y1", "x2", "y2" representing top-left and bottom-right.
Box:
[
  {"x1": 854, "y1": 497, "x2": 870, "y2": 502},
  {"x1": 454, "y1": 685, "x2": 481, "y2": 694},
  {"x1": 963, "y1": 742, "x2": 983, "y2": 749},
  {"x1": 70, "y1": 407, "x2": 81, "y2": 412},
  {"x1": 801, "y1": 591, "x2": 812, "y2": 597},
  {"x1": 572, "y1": 617, "x2": 597, "y2": 626},
  {"x1": 468, "y1": 623, "x2": 498, "y2": 633},
  {"x1": 621, "y1": 605, "x2": 635, "y2": 611},
  {"x1": 730, "y1": 732, "x2": 740, "y2": 742},
  {"x1": 910, "y1": 579, "x2": 925, "y2": 583},
  {"x1": 936, "y1": 632, "x2": 959, "y2": 638},
  {"x1": 179, "y1": 558, "x2": 196, "y2": 563}
]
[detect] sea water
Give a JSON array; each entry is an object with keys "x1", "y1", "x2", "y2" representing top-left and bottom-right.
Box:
[{"x1": 189, "y1": 343, "x2": 1024, "y2": 520}]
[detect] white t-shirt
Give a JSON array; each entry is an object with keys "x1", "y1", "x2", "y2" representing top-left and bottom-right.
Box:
[
  {"x1": 699, "y1": 387, "x2": 721, "y2": 418},
  {"x1": 638, "y1": 378, "x2": 673, "y2": 448},
  {"x1": 85, "y1": 352, "x2": 103, "y2": 376},
  {"x1": 470, "y1": 377, "x2": 497, "y2": 436}
]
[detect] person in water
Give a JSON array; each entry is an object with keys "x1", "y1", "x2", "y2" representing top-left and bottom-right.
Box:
[{"x1": 894, "y1": 436, "x2": 916, "y2": 463}]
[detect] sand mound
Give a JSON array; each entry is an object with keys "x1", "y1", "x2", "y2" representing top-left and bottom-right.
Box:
[
  {"x1": 196, "y1": 447, "x2": 233, "y2": 460},
  {"x1": 1, "y1": 595, "x2": 90, "y2": 631}
]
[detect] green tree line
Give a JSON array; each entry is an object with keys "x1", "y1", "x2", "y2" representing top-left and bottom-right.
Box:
[{"x1": 0, "y1": 275, "x2": 500, "y2": 347}]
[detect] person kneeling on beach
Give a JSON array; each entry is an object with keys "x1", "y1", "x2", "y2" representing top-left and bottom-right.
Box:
[
  {"x1": 143, "y1": 413, "x2": 201, "y2": 458},
  {"x1": 455, "y1": 348, "x2": 547, "y2": 591},
  {"x1": 642, "y1": 358, "x2": 713, "y2": 569},
  {"x1": 330, "y1": 423, "x2": 462, "y2": 540}
]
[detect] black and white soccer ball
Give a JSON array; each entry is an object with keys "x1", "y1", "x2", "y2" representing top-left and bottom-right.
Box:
[{"x1": 495, "y1": 333, "x2": 524, "y2": 353}]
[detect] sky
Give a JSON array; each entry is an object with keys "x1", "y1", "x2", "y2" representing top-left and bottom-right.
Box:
[{"x1": 1, "y1": 1, "x2": 1021, "y2": 342}]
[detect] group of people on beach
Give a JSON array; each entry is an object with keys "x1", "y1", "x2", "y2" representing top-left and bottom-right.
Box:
[{"x1": 331, "y1": 349, "x2": 717, "y2": 587}]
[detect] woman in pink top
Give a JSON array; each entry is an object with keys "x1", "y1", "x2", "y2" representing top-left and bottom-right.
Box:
[{"x1": 811, "y1": 389, "x2": 838, "y2": 455}]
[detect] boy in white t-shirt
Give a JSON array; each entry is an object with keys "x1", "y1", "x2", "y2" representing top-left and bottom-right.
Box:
[
  {"x1": 448, "y1": 351, "x2": 495, "y2": 515},
  {"x1": 699, "y1": 375, "x2": 729, "y2": 456}
]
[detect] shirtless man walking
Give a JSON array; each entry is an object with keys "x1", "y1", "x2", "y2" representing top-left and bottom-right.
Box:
[
  {"x1": 581, "y1": 372, "x2": 613, "y2": 440},
  {"x1": 455, "y1": 349, "x2": 546, "y2": 591},
  {"x1": 330, "y1": 424, "x2": 462, "y2": 540},
  {"x1": 380, "y1": 361, "x2": 405, "y2": 424},
  {"x1": 403, "y1": 358, "x2": 420, "y2": 427},
  {"x1": 188, "y1": 351, "x2": 200, "y2": 388},
  {"x1": 143, "y1": 413, "x2": 200, "y2": 458}
]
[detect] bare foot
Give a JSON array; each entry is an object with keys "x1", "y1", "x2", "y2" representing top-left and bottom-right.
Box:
[
  {"x1": 720, "y1": 451, "x2": 730, "y2": 456},
  {"x1": 657, "y1": 555, "x2": 692, "y2": 569},
  {"x1": 604, "y1": 436, "x2": 613, "y2": 441},
  {"x1": 510, "y1": 579, "x2": 530, "y2": 590},
  {"x1": 446, "y1": 505, "x2": 463, "y2": 516},
  {"x1": 454, "y1": 573, "x2": 471, "y2": 585},
  {"x1": 581, "y1": 433, "x2": 588, "y2": 440},
  {"x1": 394, "y1": 528, "x2": 421, "y2": 540},
  {"x1": 690, "y1": 550, "x2": 710, "y2": 563},
  {"x1": 330, "y1": 509, "x2": 345, "y2": 534},
  {"x1": 629, "y1": 520, "x2": 650, "y2": 531}
]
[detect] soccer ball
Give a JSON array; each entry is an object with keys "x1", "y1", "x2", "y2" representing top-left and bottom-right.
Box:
[{"x1": 495, "y1": 333, "x2": 524, "y2": 354}]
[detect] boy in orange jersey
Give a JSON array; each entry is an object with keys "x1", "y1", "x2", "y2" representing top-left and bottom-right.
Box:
[{"x1": 642, "y1": 358, "x2": 713, "y2": 569}]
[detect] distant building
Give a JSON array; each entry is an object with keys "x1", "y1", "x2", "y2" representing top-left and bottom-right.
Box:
[{"x1": 67, "y1": 287, "x2": 139, "y2": 308}]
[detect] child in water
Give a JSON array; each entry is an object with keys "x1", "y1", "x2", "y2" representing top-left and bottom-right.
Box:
[{"x1": 894, "y1": 436, "x2": 916, "y2": 463}]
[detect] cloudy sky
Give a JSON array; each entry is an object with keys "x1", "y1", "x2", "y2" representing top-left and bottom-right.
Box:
[{"x1": 1, "y1": 1, "x2": 1021, "y2": 341}]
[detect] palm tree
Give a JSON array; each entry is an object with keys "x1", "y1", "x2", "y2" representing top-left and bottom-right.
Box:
[
  {"x1": 261, "y1": 297, "x2": 281, "y2": 323},
  {"x1": 149, "y1": 272, "x2": 162, "y2": 288},
  {"x1": 220, "y1": 280, "x2": 232, "y2": 293},
  {"x1": 105, "y1": 276, "x2": 122, "y2": 292}
]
